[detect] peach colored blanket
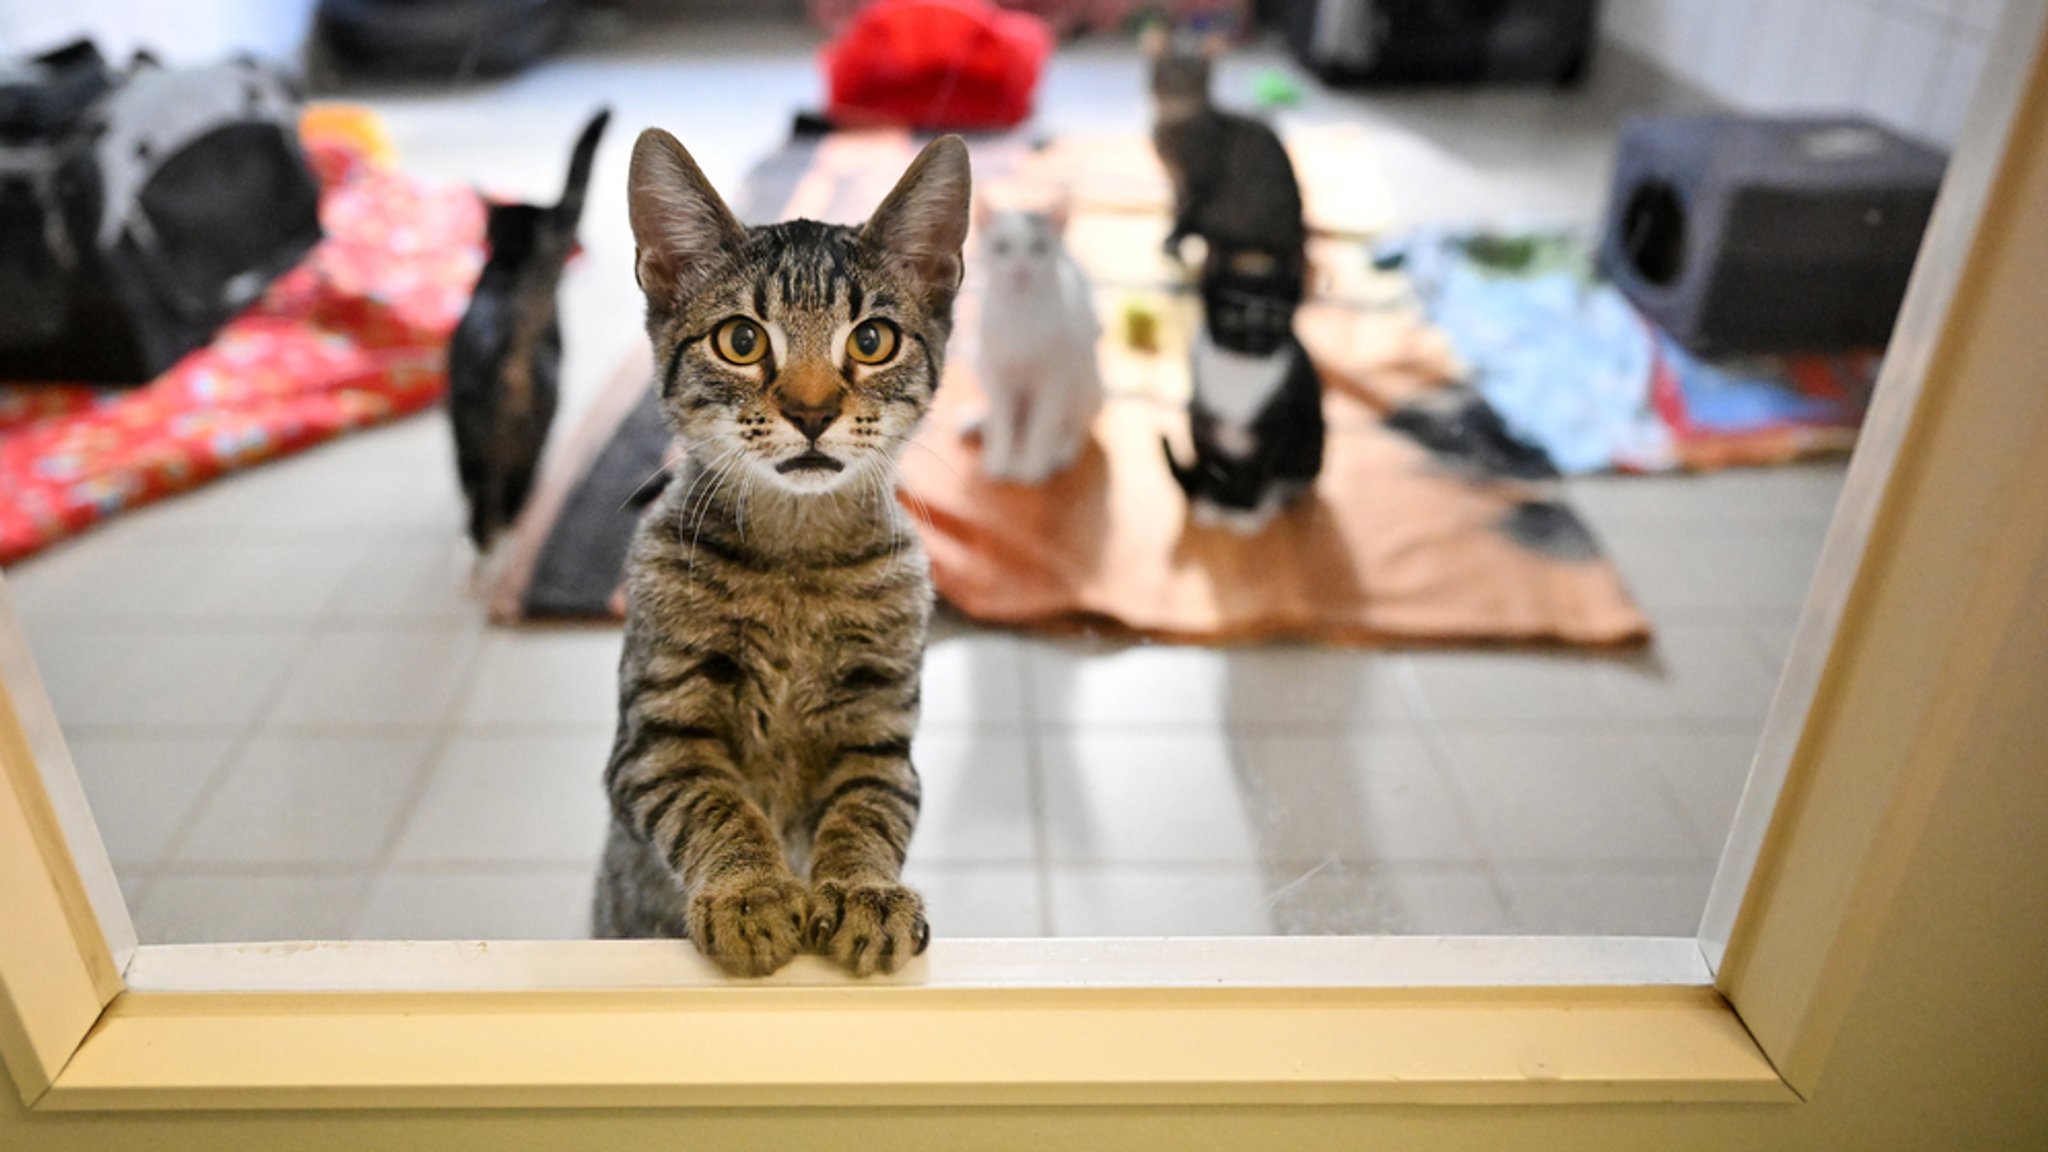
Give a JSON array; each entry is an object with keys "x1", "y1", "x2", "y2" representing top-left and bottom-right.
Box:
[{"x1": 908, "y1": 281, "x2": 1646, "y2": 645}]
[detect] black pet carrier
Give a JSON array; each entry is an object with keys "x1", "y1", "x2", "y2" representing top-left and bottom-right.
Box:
[{"x1": 1280, "y1": 0, "x2": 1599, "y2": 87}]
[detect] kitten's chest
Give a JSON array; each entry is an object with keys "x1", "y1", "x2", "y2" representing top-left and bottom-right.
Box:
[
  {"x1": 982, "y1": 282, "x2": 1092, "y2": 361},
  {"x1": 713, "y1": 566, "x2": 923, "y2": 764},
  {"x1": 628, "y1": 495, "x2": 929, "y2": 804},
  {"x1": 726, "y1": 594, "x2": 846, "y2": 720},
  {"x1": 1193, "y1": 336, "x2": 1291, "y2": 432}
]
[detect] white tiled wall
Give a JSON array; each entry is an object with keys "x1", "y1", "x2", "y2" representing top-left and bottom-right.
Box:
[
  {"x1": 1602, "y1": 0, "x2": 2010, "y2": 147},
  {"x1": 0, "y1": 1, "x2": 319, "y2": 65}
]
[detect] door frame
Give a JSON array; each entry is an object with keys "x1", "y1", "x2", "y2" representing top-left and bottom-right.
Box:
[{"x1": 4, "y1": 3, "x2": 2047, "y2": 1122}]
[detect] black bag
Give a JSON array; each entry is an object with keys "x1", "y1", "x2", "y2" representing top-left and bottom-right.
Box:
[
  {"x1": 0, "y1": 42, "x2": 114, "y2": 354},
  {"x1": 1281, "y1": 0, "x2": 1599, "y2": 88},
  {"x1": 0, "y1": 42, "x2": 323, "y2": 384}
]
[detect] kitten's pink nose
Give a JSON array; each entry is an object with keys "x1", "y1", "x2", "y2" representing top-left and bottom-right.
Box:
[{"x1": 780, "y1": 401, "x2": 839, "y2": 443}]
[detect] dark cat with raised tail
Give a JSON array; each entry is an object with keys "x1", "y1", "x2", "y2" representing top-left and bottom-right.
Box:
[
  {"x1": 448, "y1": 107, "x2": 610, "y2": 551},
  {"x1": 1144, "y1": 26, "x2": 1306, "y2": 285},
  {"x1": 1163, "y1": 249, "x2": 1325, "y2": 535},
  {"x1": 594, "y1": 128, "x2": 970, "y2": 978}
]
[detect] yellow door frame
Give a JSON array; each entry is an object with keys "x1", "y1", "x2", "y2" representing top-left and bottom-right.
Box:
[{"x1": 4, "y1": 7, "x2": 2047, "y2": 1144}]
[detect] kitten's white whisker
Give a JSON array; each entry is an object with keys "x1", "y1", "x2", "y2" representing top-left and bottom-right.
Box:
[
  {"x1": 876, "y1": 465, "x2": 903, "y2": 555},
  {"x1": 673, "y1": 448, "x2": 728, "y2": 530},
  {"x1": 850, "y1": 461, "x2": 883, "y2": 554},
  {"x1": 890, "y1": 433, "x2": 969, "y2": 494},
  {"x1": 618, "y1": 439, "x2": 712, "y2": 513},
  {"x1": 693, "y1": 461, "x2": 739, "y2": 565},
  {"x1": 681, "y1": 462, "x2": 722, "y2": 576},
  {"x1": 825, "y1": 472, "x2": 843, "y2": 517},
  {"x1": 685, "y1": 449, "x2": 735, "y2": 525},
  {"x1": 893, "y1": 464, "x2": 937, "y2": 533},
  {"x1": 684, "y1": 446, "x2": 744, "y2": 577}
]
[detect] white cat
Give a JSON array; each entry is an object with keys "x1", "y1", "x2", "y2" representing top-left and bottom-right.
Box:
[{"x1": 971, "y1": 204, "x2": 1104, "y2": 484}]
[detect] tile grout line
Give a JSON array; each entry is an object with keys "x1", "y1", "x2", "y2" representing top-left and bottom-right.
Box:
[
  {"x1": 125, "y1": 623, "x2": 331, "y2": 932},
  {"x1": 1224, "y1": 728, "x2": 1289, "y2": 935},
  {"x1": 1627, "y1": 729, "x2": 1746, "y2": 867},
  {"x1": 1385, "y1": 656, "x2": 1524, "y2": 931},
  {"x1": 353, "y1": 626, "x2": 502, "y2": 938},
  {"x1": 1012, "y1": 641, "x2": 1057, "y2": 937}
]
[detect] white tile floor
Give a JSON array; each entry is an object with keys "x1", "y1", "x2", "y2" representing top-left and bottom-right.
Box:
[{"x1": 0, "y1": 21, "x2": 1848, "y2": 944}]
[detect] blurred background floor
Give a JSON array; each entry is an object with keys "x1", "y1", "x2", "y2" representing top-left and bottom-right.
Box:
[{"x1": 4, "y1": 21, "x2": 1843, "y2": 944}]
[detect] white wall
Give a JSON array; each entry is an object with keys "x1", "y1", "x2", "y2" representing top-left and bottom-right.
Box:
[
  {"x1": 0, "y1": 0, "x2": 319, "y2": 66},
  {"x1": 1602, "y1": 0, "x2": 2007, "y2": 148}
]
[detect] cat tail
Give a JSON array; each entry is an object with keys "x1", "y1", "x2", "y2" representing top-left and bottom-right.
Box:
[
  {"x1": 555, "y1": 106, "x2": 613, "y2": 231},
  {"x1": 1161, "y1": 436, "x2": 1200, "y2": 498}
]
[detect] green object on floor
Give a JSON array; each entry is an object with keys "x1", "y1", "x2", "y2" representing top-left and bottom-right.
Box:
[
  {"x1": 1253, "y1": 69, "x2": 1302, "y2": 108},
  {"x1": 1122, "y1": 295, "x2": 1161, "y2": 353}
]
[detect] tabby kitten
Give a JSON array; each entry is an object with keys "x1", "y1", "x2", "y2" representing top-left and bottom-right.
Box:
[{"x1": 592, "y1": 129, "x2": 971, "y2": 979}]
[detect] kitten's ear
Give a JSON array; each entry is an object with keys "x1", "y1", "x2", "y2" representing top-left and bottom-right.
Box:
[
  {"x1": 1047, "y1": 190, "x2": 1071, "y2": 235},
  {"x1": 628, "y1": 128, "x2": 744, "y2": 317},
  {"x1": 1201, "y1": 31, "x2": 1229, "y2": 58},
  {"x1": 862, "y1": 134, "x2": 972, "y2": 310},
  {"x1": 1139, "y1": 23, "x2": 1169, "y2": 60}
]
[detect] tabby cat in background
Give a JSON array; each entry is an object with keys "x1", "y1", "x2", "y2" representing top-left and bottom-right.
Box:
[
  {"x1": 1146, "y1": 30, "x2": 1324, "y2": 533},
  {"x1": 448, "y1": 107, "x2": 609, "y2": 552},
  {"x1": 1144, "y1": 27, "x2": 1306, "y2": 286},
  {"x1": 594, "y1": 127, "x2": 971, "y2": 978}
]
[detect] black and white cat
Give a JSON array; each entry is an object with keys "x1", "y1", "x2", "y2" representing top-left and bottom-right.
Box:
[{"x1": 1163, "y1": 250, "x2": 1325, "y2": 534}]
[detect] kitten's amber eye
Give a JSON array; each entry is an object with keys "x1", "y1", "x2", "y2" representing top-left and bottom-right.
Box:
[
  {"x1": 847, "y1": 319, "x2": 899, "y2": 365},
  {"x1": 712, "y1": 318, "x2": 767, "y2": 366}
]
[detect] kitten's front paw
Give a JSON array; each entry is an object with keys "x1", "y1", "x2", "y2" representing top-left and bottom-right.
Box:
[
  {"x1": 807, "y1": 880, "x2": 930, "y2": 977},
  {"x1": 687, "y1": 874, "x2": 807, "y2": 977}
]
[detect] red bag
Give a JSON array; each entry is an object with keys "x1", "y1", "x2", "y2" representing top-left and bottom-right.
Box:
[{"x1": 821, "y1": 0, "x2": 1054, "y2": 131}]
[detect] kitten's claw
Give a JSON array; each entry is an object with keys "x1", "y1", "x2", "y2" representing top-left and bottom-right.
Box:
[
  {"x1": 687, "y1": 874, "x2": 808, "y2": 977},
  {"x1": 808, "y1": 879, "x2": 928, "y2": 977}
]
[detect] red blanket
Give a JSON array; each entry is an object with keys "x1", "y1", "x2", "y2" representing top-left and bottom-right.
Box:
[{"x1": 0, "y1": 130, "x2": 483, "y2": 564}]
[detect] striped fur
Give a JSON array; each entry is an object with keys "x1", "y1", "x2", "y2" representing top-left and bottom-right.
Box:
[{"x1": 593, "y1": 131, "x2": 969, "y2": 977}]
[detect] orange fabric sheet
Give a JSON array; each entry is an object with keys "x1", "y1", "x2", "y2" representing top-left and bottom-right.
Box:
[
  {"x1": 905, "y1": 285, "x2": 1648, "y2": 646},
  {"x1": 893, "y1": 127, "x2": 1647, "y2": 646}
]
